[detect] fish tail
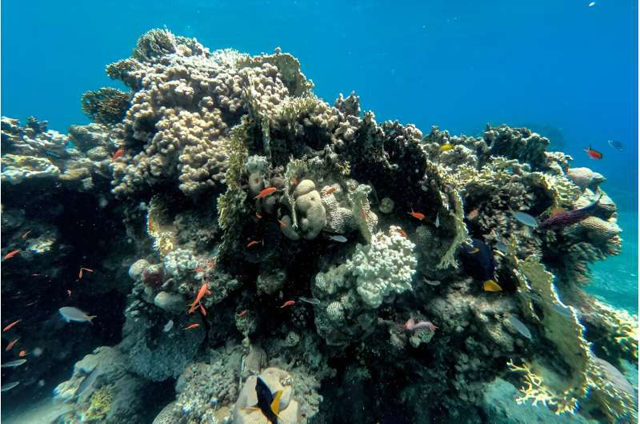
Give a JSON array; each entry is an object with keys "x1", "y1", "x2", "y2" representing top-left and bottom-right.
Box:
[{"x1": 87, "y1": 315, "x2": 97, "y2": 324}]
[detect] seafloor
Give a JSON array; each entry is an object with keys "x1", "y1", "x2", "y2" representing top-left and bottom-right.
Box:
[{"x1": 0, "y1": 29, "x2": 637, "y2": 424}]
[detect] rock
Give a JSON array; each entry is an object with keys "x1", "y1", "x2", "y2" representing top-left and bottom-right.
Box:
[
  {"x1": 153, "y1": 291, "x2": 186, "y2": 313},
  {"x1": 129, "y1": 259, "x2": 150, "y2": 280}
]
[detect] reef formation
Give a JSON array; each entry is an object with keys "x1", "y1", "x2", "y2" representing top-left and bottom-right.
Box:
[{"x1": 1, "y1": 29, "x2": 637, "y2": 424}]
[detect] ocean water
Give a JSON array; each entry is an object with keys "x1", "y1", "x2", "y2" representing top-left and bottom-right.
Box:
[{"x1": 1, "y1": 1, "x2": 638, "y2": 423}]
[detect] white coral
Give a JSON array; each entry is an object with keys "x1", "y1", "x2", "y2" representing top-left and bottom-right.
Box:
[{"x1": 346, "y1": 226, "x2": 417, "y2": 308}]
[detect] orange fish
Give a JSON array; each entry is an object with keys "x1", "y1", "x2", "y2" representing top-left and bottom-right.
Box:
[
  {"x1": 189, "y1": 282, "x2": 212, "y2": 312},
  {"x1": 280, "y1": 300, "x2": 295, "y2": 309},
  {"x1": 4, "y1": 249, "x2": 20, "y2": 260},
  {"x1": 255, "y1": 187, "x2": 277, "y2": 199},
  {"x1": 397, "y1": 228, "x2": 408, "y2": 238},
  {"x1": 408, "y1": 209, "x2": 426, "y2": 220},
  {"x1": 184, "y1": 323, "x2": 200, "y2": 330},
  {"x1": 112, "y1": 147, "x2": 125, "y2": 161},
  {"x1": 291, "y1": 178, "x2": 299, "y2": 186},
  {"x1": 278, "y1": 219, "x2": 287, "y2": 228},
  {"x1": 247, "y1": 240, "x2": 261, "y2": 248},
  {"x1": 256, "y1": 212, "x2": 263, "y2": 219},
  {"x1": 5, "y1": 339, "x2": 18, "y2": 351},
  {"x1": 326, "y1": 187, "x2": 336, "y2": 195},
  {"x1": 18, "y1": 350, "x2": 26, "y2": 357},
  {"x1": 584, "y1": 145, "x2": 603, "y2": 160},
  {"x1": 199, "y1": 303, "x2": 207, "y2": 317},
  {"x1": 237, "y1": 310, "x2": 248, "y2": 317},
  {"x1": 194, "y1": 268, "x2": 205, "y2": 273},
  {"x1": 78, "y1": 267, "x2": 94, "y2": 279},
  {"x1": 21, "y1": 230, "x2": 31, "y2": 239},
  {"x1": 3, "y1": 320, "x2": 21, "y2": 332},
  {"x1": 467, "y1": 209, "x2": 479, "y2": 220}
]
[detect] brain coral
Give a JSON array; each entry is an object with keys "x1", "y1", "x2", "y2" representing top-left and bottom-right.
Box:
[{"x1": 346, "y1": 225, "x2": 417, "y2": 308}]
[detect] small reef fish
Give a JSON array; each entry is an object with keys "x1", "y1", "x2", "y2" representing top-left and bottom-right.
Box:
[
  {"x1": 608, "y1": 139, "x2": 623, "y2": 151},
  {"x1": 67, "y1": 290, "x2": 73, "y2": 297},
  {"x1": 408, "y1": 209, "x2": 426, "y2": 220},
  {"x1": 1, "y1": 382, "x2": 20, "y2": 392},
  {"x1": 112, "y1": 148, "x2": 125, "y2": 161},
  {"x1": 253, "y1": 376, "x2": 283, "y2": 424},
  {"x1": 278, "y1": 219, "x2": 288, "y2": 228},
  {"x1": 403, "y1": 318, "x2": 437, "y2": 332},
  {"x1": 5, "y1": 339, "x2": 19, "y2": 351},
  {"x1": 539, "y1": 195, "x2": 602, "y2": 231},
  {"x1": 435, "y1": 213, "x2": 440, "y2": 228},
  {"x1": 18, "y1": 350, "x2": 26, "y2": 357},
  {"x1": 1, "y1": 359, "x2": 27, "y2": 368},
  {"x1": 494, "y1": 237, "x2": 509, "y2": 254},
  {"x1": 237, "y1": 310, "x2": 249, "y2": 317},
  {"x1": 78, "y1": 267, "x2": 94, "y2": 279},
  {"x1": 397, "y1": 228, "x2": 408, "y2": 238},
  {"x1": 466, "y1": 209, "x2": 479, "y2": 220},
  {"x1": 76, "y1": 366, "x2": 100, "y2": 397},
  {"x1": 423, "y1": 278, "x2": 441, "y2": 286},
  {"x1": 189, "y1": 283, "x2": 212, "y2": 312},
  {"x1": 256, "y1": 212, "x2": 262, "y2": 219},
  {"x1": 461, "y1": 239, "x2": 499, "y2": 291},
  {"x1": 247, "y1": 240, "x2": 262, "y2": 248},
  {"x1": 508, "y1": 316, "x2": 532, "y2": 340},
  {"x1": 199, "y1": 303, "x2": 207, "y2": 316},
  {"x1": 508, "y1": 209, "x2": 538, "y2": 228},
  {"x1": 327, "y1": 235, "x2": 347, "y2": 243},
  {"x1": 3, "y1": 320, "x2": 21, "y2": 332},
  {"x1": 439, "y1": 143, "x2": 454, "y2": 153},
  {"x1": 255, "y1": 187, "x2": 277, "y2": 199},
  {"x1": 21, "y1": 230, "x2": 31, "y2": 239},
  {"x1": 280, "y1": 300, "x2": 295, "y2": 309},
  {"x1": 299, "y1": 297, "x2": 321, "y2": 306},
  {"x1": 326, "y1": 187, "x2": 337, "y2": 195},
  {"x1": 584, "y1": 145, "x2": 603, "y2": 160},
  {"x1": 163, "y1": 320, "x2": 174, "y2": 332},
  {"x1": 290, "y1": 178, "x2": 299, "y2": 186},
  {"x1": 4, "y1": 249, "x2": 20, "y2": 260},
  {"x1": 184, "y1": 323, "x2": 200, "y2": 330},
  {"x1": 59, "y1": 307, "x2": 97, "y2": 324},
  {"x1": 588, "y1": 1, "x2": 596, "y2": 6},
  {"x1": 43, "y1": 150, "x2": 61, "y2": 159},
  {"x1": 483, "y1": 280, "x2": 502, "y2": 292}
]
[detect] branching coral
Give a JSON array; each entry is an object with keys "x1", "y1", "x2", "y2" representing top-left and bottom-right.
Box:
[{"x1": 81, "y1": 87, "x2": 131, "y2": 125}]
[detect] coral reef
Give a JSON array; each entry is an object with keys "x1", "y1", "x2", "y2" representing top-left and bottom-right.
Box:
[{"x1": 2, "y1": 29, "x2": 636, "y2": 424}]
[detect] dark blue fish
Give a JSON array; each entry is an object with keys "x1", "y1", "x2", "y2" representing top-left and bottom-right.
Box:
[
  {"x1": 460, "y1": 239, "x2": 496, "y2": 283},
  {"x1": 254, "y1": 377, "x2": 282, "y2": 424},
  {"x1": 538, "y1": 195, "x2": 602, "y2": 231}
]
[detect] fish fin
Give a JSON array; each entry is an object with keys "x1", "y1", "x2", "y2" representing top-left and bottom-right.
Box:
[
  {"x1": 483, "y1": 280, "x2": 502, "y2": 292},
  {"x1": 271, "y1": 390, "x2": 283, "y2": 415},
  {"x1": 87, "y1": 315, "x2": 97, "y2": 324}
]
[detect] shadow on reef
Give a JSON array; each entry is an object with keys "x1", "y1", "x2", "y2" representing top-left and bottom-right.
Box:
[{"x1": 0, "y1": 29, "x2": 637, "y2": 424}]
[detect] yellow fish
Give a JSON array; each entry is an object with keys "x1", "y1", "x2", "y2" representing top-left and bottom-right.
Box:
[
  {"x1": 483, "y1": 280, "x2": 502, "y2": 292},
  {"x1": 440, "y1": 143, "x2": 454, "y2": 153}
]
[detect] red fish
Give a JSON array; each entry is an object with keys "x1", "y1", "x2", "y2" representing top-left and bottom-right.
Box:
[
  {"x1": 18, "y1": 350, "x2": 26, "y2": 357},
  {"x1": 189, "y1": 283, "x2": 212, "y2": 313},
  {"x1": 291, "y1": 178, "x2": 299, "y2": 186},
  {"x1": 199, "y1": 303, "x2": 207, "y2": 317},
  {"x1": 184, "y1": 323, "x2": 200, "y2": 330},
  {"x1": 255, "y1": 187, "x2": 277, "y2": 199},
  {"x1": 78, "y1": 267, "x2": 94, "y2": 279},
  {"x1": 112, "y1": 147, "x2": 125, "y2": 161},
  {"x1": 326, "y1": 187, "x2": 336, "y2": 195},
  {"x1": 280, "y1": 300, "x2": 295, "y2": 309},
  {"x1": 237, "y1": 310, "x2": 248, "y2": 317},
  {"x1": 3, "y1": 320, "x2": 21, "y2": 332},
  {"x1": 278, "y1": 219, "x2": 287, "y2": 228},
  {"x1": 584, "y1": 145, "x2": 603, "y2": 160},
  {"x1": 408, "y1": 209, "x2": 426, "y2": 220},
  {"x1": 4, "y1": 249, "x2": 20, "y2": 260},
  {"x1": 247, "y1": 240, "x2": 262, "y2": 248},
  {"x1": 5, "y1": 339, "x2": 18, "y2": 351},
  {"x1": 397, "y1": 228, "x2": 408, "y2": 238}
]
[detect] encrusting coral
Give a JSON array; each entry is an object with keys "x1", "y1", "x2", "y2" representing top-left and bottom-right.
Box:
[{"x1": 2, "y1": 29, "x2": 636, "y2": 424}]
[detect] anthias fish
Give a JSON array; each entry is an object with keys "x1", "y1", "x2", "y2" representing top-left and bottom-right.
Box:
[
  {"x1": 584, "y1": 145, "x2": 603, "y2": 160},
  {"x1": 538, "y1": 195, "x2": 602, "y2": 231},
  {"x1": 253, "y1": 377, "x2": 283, "y2": 424}
]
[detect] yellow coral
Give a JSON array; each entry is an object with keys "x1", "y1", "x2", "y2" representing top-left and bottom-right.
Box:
[
  {"x1": 147, "y1": 195, "x2": 178, "y2": 256},
  {"x1": 84, "y1": 384, "x2": 114, "y2": 421}
]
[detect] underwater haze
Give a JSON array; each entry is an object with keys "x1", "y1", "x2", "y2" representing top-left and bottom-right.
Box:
[{"x1": 1, "y1": 0, "x2": 638, "y2": 423}]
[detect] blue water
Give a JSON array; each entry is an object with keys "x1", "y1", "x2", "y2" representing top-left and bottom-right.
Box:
[{"x1": 3, "y1": 0, "x2": 636, "y2": 312}]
